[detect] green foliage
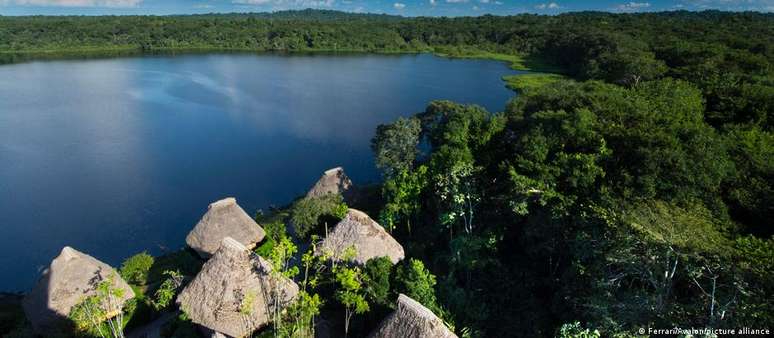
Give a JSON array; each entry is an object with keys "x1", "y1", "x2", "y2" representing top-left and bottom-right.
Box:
[
  {"x1": 507, "y1": 79, "x2": 732, "y2": 208},
  {"x1": 372, "y1": 116, "x2": 421, "y2": 178},
  {"x1": 119, "y1": 252, "x2": 154, "y2": 286},
  {"x1": 503, "y1": 73, "x2": 567, "y2": 92},
  {"x1": 733, "y1": 236, "x2": 774, "y2": 324},
  {"x1": 290, "y1": 194, "x2": 348, "y2": 238},
  {"x1": 266, "y1": 235, "x2": 302, "y2": 335},
  {"x1": 362, "y1": 257, "x2": 394, "y2": 308},
  {"x1": 271, "y1": 246, "x2": 327, "y2": 338},
  {"x1": 69, "y1": 273, "x2": 131, "y2": 338},
  {"x1": 394, "y1": 259, "x2": 439, "y2": 314},
  {"x1": 275, "y1": 291, "x2": 323, "y2": 338},
  {"x1": 255, "y1": 220, "x2": 288, "y2": 258},
  {"x1": 379, "y1": 165, "x2": 428, "y2": 233},
  {"x1": 268, "y1": 236, "x2": 300, "y2": 280},
  {"x1": 152, "y1": 270, "x2": 184, "y2": 311},
  {"x1": 418, "y1": 100, "x2": 505, "y2": 236},
  {"x1": 735, "y1": 236, "x2": 774, "y2": 278},
  {"x1": 556, "y1": 322, "x2": 601, "y2": 338},
  {"x1": 371, "y1": 66, "x2": 772, "y2": 335},
  {"x1": 623, "y1": 200, "x2": 731, "y2": 254},
  {"x1": 147, "y1": 249, "x2": 202, "y2": 285},
  {"x1": 506, "y1": 106, "x2": 609, "y2": 216},
  {"x1": 723, "y1": 126, "x2": 774, "y2": 236},
  {"x1": 333, "y1": 259, "x2": 370, "y2": 338},
  {"x1": 335, "y1": 267, "x2": 369, "y2": 313}
]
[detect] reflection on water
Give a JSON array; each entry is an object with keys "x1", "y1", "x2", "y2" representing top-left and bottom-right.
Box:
[{"x1": 0, "y1": 53, "x2": 520, "y2": 291}]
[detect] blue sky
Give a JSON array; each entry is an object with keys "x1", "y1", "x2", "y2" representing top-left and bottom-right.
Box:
[{"x1": 0, "y1": 0, "x2": 772, "y2": 16}]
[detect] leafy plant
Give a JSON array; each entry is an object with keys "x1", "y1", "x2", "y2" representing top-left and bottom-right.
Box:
[
  {"x1": 394, "y1": 259, "x2": 439, "y2": 314},
  {"x1": 291, "y1": 194, "x2": 348, "y2": 238},
  {"x1": 119, "y1": 252, "x2": 154, "y2": 286},
  {"x1": 69, "y1": 273, "x2": 130, "y2": 338},
  {"x1": 556, "y1": 322, "x2": 600, "y2": 338},
  {"x1": 152, "y1": 270, "x2": 184, "y2": 311},
  {"x1": 334, "y1": 264, "x2": 369, "y2": 338}
]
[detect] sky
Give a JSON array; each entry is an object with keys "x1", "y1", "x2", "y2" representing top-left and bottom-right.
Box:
[{"x1": 0, "y1": 0, "x2": 772, "y2": 16}]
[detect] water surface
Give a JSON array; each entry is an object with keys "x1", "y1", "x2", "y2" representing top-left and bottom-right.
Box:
[{"x1": 0, "y1": 53, "x2": 520, "y2": 291}]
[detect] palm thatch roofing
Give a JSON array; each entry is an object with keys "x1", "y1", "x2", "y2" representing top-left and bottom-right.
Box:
[
  {"x1": 316, "y1": 209, "x2": 405, "y2": 264},
  {"x1": 186, "y1": 197, "x2": 266, "y2": 258},
  {"x1": 369, "y1": 294, "x2": 458, "y2": 338},
  {"x1": 176, "y1": 237, "x2": 299, "y2": 338},
  {"x1": 306, "y1": 167, "x2": 353, "y2": 199},
  {"x1": 22, "y1": 246, "x2": 135, "y2": 333}
]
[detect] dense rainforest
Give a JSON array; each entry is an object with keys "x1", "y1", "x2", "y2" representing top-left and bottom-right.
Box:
[{"x1": 0, "y1": 9, "x2": 773, "y2": 338}]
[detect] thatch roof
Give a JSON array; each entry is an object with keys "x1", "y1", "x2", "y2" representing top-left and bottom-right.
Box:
[
  {"x1": 306, "y1": 167, "x2": 353, "y2": 199},
  {"x1": 369, "y1": 294, "x2": 457, "y2": 338},
  {"x1": 316, "y1": 209, "x2": 404, "y2": 264},
  {"x1": 186, "y1": 197, "x2": 266, "y2": 258},
  {"x1": 177, "y1": 237, "x2": 299, "y2": 338},
  {"x1": 22, "y1": 246, "x2": 135, "y2": 333}
]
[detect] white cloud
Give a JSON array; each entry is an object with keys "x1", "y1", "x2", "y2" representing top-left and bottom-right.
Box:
[
  {"x1": 429, "y1": 0, "x2": 436, "y2": 5},
  {"x1": 0, "y1": 0, "x2": 141, "y2": 6},
  {"x1": 535, "y1": 2, "x2": 561, "y2": 10},
  {"x1": 615, "y1": 1, "x2": 651, "y2": 12},
  {"x1": 445, "y1": 0, "x2": 468, "y2": 3},
  {"x1": 393, "y1": 2, "x2": 405, "y2": 9}
]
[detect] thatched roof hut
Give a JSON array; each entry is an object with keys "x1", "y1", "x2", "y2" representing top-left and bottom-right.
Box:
[
  {"x1": 306, "y1": 167, "x2": 353, "y2": 199},
  {"x1": 22, "y1": 246, "x2": 135, "y2": 333},
  {"x1": 316, "y1": 209, "x2": 404, "y2": 264},
  {"x1": 177, "y1": 237, "x2": 299, "y2": 338},
  {"x1": 369, "y1": 294, "x2": 458, "y2": 338},
  {"x1": 186, "y1": 197, "x2": 266, "y2": 258}
]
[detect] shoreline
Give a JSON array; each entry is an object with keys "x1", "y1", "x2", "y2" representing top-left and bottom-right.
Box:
[{"x1": 0, "y1": 47, "x2": 564, "y2": 94}]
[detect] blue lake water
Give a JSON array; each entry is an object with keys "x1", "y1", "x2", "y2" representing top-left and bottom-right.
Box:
[{"x1": 0, "y1": 53, "x2": 520, "y2": 291}]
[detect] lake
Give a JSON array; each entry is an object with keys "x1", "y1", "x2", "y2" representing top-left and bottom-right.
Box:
[{"x1": 0, "y1": 53, "x2": 521, "y2": 291}]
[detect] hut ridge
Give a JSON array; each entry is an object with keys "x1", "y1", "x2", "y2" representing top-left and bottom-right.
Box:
[
  {"x1": 186, "y1": 197, "x2": 266, "y2": 258},
  {"x1": 316, "y1": 208, "x2": 405, "y2": 264},
  {"x1": 306, "y1": 166, "x2": 353, "y2": 199},
  {"x1": 22, "y1": 246, "x2": 135, "y2": 333},
  {"x1": 368, "y1": 294, "x2": 458, "y2": 338},
  {"x1": 177, "y1": 237, "x2": 299, "y2": 338}
]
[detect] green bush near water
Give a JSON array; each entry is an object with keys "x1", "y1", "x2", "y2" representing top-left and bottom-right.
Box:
[
  {"x1": 119, "y1": 252, "x2": 154, "y2": 286},
  {"x1": 290, "y1": 194, "x2": 349, "y2": 239}
]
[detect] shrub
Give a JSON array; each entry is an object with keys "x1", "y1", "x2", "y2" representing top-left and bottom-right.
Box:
[
  {"x1": 120, "y1": 252, "x2": 154, "y2": 286},
  {"x1": 556, "y1": 322, "x2": 600, "y2": 338},
  {"x1": 255, "y1": 221, "x2": 288, "y2": 258},
  {"x1": 394, "y1": 258, "x2": 439, "y2": 313},
  {"x1": 290, "y1": 194, "x2": 348, "y2": 238},
  {"x1": 362, "y1": 256, "x2": 394, "y2": 307},
  {"x1": 152, "y1": 270, "x2": 184, "y2": 311}
]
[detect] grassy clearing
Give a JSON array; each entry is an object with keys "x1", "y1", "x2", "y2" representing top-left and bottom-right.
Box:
[
  {"x1": 432, "y1": 47, "x2": 564, "y2": 72},
  {"x1": 431, "y1": 46, "x2": 568, "y2": 92},
  {"x1": 503, "y1": 73, "x2": 568, "y2": 92}
]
